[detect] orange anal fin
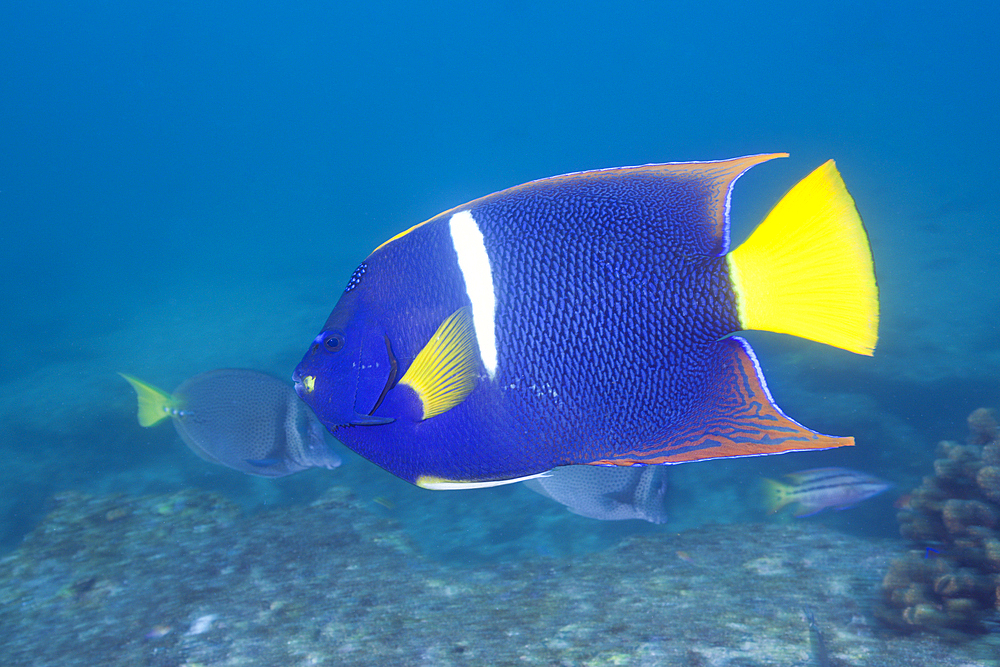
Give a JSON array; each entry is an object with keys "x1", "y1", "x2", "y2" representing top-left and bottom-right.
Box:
[{"x1": 591, "y1": 337, "x2": 853, "y2": 466}]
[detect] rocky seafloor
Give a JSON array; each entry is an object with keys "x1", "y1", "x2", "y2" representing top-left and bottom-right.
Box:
[{"x1": 1, "y1": 487, "x2": 997, "y2": 667}]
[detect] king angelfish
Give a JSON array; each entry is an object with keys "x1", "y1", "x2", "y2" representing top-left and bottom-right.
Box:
[{"x1": 294, "y1": 154, "x2": 878, "y2": 489}]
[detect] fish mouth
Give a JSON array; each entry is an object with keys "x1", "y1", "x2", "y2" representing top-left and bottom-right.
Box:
[
  {"x1": 291, "y1": 364, "x2": 315, "y2": 400},
  {"x1": 293, "y1": 373, "x2": 314, "y2": 397}
]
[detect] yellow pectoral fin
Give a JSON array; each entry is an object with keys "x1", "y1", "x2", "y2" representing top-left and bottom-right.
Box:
[
  {"x1": 398, "y1": 308, "x2": 479, "y2": 420},
  {"x1": 727, "y1": 160, "x2": 879, "y2": 356},
  {"x1": 118, "y1": 373, "x2": 177, "y2": 427}
]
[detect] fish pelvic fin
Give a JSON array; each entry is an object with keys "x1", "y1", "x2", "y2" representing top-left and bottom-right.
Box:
[
  {"x1": 118, "y1": 373, "x2": 177, "y2": 427},
  {"x1": 398, "y1": 307, "x2": 479, "y2": 420},
  {"x1": 726, "y1": 160, "x2": 879, "y2": 356},
  {"x1": 762, "y1": 477, "x2": 795, "y2": 514},
  {"x1": 416, "y1": 470, "x2": 551, "y2": 490}
]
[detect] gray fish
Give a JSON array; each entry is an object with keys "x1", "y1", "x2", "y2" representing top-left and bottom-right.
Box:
[
  {"x1": 120, "y1": 369, "x2": 341, "y2": 477},
  {"x1": 524, "y1": 465, "x2": 668, "y2": 523}
]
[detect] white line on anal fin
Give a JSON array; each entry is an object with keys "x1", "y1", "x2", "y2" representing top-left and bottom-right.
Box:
[{"x1": 449, "y1": 210, "x2": 497, "y2": 378}]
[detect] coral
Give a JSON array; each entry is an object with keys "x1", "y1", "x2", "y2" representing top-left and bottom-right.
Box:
[
  {"x1": 877, "y1": 408, "x2": 1000, "y2": 638},
  {"x1": 977, "y1": 465, "x2": 1000, "y2": 503},
  {"x1": 983, "y1": 441, "x2": 1000, "y2": 466},
  {"x1": 967, "y1": 408, "x2": 998, "y2": 445}
]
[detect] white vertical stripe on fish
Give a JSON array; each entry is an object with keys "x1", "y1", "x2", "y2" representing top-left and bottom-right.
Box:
[{"x1": 449, "y1": 210, "x2": 497, "y2": 378}]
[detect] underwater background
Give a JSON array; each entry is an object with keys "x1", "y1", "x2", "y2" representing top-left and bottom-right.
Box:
[{"x1": 1, "y1": 0, "x2": 999, "y2": 663}]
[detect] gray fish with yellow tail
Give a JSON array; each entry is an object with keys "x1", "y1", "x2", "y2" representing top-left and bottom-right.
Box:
[
  {"x1": 294, "y1": 155, "x2": 879, "y2": 489},
  {"x1": 120, "y1": 370, "x2": 341, "y2": 477}
]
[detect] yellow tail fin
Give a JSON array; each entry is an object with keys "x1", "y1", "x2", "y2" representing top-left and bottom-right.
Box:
[
  {"x1": 118, "y1": 373, "x2": 177, "y2": 427},
  {"x1": 762, "y1": 478, "x2": 795, "y2": 514},
  {"x1": 726, "y1": 160, "x2": 878, "y2": 355}
]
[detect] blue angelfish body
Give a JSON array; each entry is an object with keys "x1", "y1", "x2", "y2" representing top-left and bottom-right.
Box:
[{"x1": 294, "y1": 154, "x2": 879, "y2": 489}]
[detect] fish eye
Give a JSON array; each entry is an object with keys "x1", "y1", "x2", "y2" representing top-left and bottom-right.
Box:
[{"x1": 322, "y1": 331, "x2": 346, "y2": 353}]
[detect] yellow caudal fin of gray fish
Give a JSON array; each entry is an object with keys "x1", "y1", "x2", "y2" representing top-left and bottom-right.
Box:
[
  {"x1": 118, "y1": 373, "x2": 177, "y2": 427},
  {"x1": 762, "y1": 478, "x2": 795, "y2": 514},
  {"x1": 398, "y1": 307, "x2": 479, "y2": 420},
  {"x1": 726, "y1": 160, "x2": 879, "y2": 356}
]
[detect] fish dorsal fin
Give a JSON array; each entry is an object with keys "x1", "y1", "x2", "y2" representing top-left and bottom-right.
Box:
[
  {"x1": 631, "y1": 153, "x2": 788, "y2": 253},
  {"x1": 782, "y1": 467, "x2": 845, "y2": 484},
  {"x1": 119, "y1": 373, "x2": 178, "y2": 427},
  {"x1": 398, "y1": 307, "x2": 479, "y2": 420},
  {"x1": 587, "y1": 337, "x2": 853, "y2": 466},
  {"x1": 372, "y1": 154, "x2": 787, "y2": 257}
]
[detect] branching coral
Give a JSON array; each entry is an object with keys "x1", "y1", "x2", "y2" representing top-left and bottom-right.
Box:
[{"x1": 876, "y1": 408, "x2": 1000, "y2": 638}]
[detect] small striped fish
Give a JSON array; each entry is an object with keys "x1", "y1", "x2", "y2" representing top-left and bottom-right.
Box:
[{"x1": 763, "y1": 467, "x2": 889, "y2": 517}]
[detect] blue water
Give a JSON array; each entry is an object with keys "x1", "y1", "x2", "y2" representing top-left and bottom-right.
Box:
[{"x1": 1, "y1": 0, "x2": 997, "y2": 563}]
